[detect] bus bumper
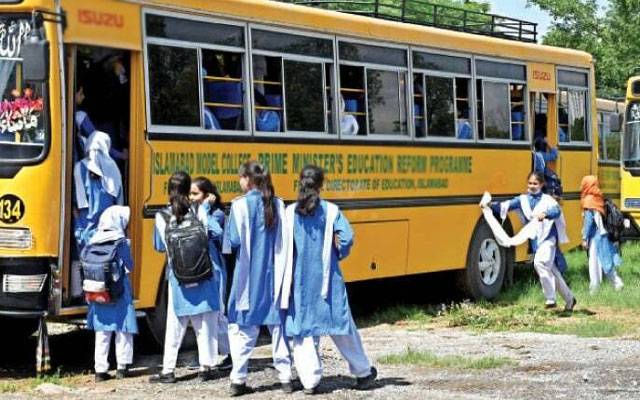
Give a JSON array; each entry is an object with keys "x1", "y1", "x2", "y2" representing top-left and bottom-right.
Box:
[
  {"x1": 622, "y1": 212, "x2": 640, "y2": 240},
  {"x1": 0, "y1": 257, "x2": 51, "y2": 315}
]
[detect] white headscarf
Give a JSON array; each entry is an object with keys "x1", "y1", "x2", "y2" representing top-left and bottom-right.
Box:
[
  {"x1": 339, "y1": 95, "x2": 359, "y2": 135},
  {"x1": 89, "y1": 205, "x2": 130, "y2": 245},
  {"x1": 74, "y1": 131, "x2": 122, "y2": 209}
]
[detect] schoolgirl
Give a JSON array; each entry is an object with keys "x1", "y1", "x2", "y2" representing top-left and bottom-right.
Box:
[
  {"x1": 489, "y1": 171, "x2": 577, "y2": 311},
  {"x1": 223, "y1": 161, "x2": 292, "y2": 396},
  {"x1": 190, "y1": 176, "x2": 232, "y2": 370},
  {"x1": 283, "y1": 165, "x2": 377, "y2": 394},
  {"x1": 87, "y1": 205, "x2": 137, "y2": 382},
  {"x1": 73, "y1": 130, "x2": 123, "y2": 250},
  {"x1": 151, "y1": 171, "x2": 220, "y2": 383},
  {"x1": 580, "y1": 175, "x2": 624, "y2": 292}
]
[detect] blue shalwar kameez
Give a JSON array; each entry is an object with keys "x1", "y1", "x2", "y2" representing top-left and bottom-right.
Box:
[
  {"x1": 223, "y1": 190, "x2": 291, "y2": 385},
  {"x1": 491, "y1": 192, "x2": 574, "y2": 306},
  {"x1": 154, "y1": 207, "x2": 220, "y2": 373},
  {"x1": 86, "y1": 206, "x2": 136, "y2": 374},
  {"x1": 283, "y1": 200, "x2": 372, "y2": 390},
  {"x1": 582, "y1": 209, "x2": 623, "y2": 291}
]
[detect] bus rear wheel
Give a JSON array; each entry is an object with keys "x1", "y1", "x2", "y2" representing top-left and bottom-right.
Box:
[
  {"x1": 144, "y1": 277, "x2": 197, "y2": 351},
  {"x1": 458, "y1": 220, "x2": 511, "y2": 300}
]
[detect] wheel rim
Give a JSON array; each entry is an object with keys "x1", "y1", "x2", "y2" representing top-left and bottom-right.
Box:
[{"x1": 478, "y1": 238, "x2": 501, "y2": 285}]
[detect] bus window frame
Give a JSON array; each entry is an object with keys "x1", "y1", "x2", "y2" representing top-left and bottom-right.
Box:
[
  {"x1": 556, "y1": 66, "x2": 591, "y2": 149},
  {"x1": 142, "y1": 9, "x2": 251, "y2": 136},
  {"x1": 337, "y1": 36, "x2": 411, "y2": 141},
  {"x1": 473, "y1": 56, "x2": 529, "y2": 146},
  {"x1": 249, "y1": 24, "x2": 335, "y2": 137},
  {"x1": 411, "y1": 47, "x2": 474, "y2": 143}
]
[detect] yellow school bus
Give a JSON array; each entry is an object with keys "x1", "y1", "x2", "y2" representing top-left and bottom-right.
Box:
[
  {"x1": 0, "y1": 0, "x2": 599, "y2": 341},
  {"x1": 596, "y1": 98, "x2": 623, "y2": 203},
  {"x1": 621, "y1": 76, "x2": 640, "y2": 233}
]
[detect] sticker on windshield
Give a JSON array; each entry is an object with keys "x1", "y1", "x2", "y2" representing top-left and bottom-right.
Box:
[{"x1": 0, "y1": 194, "x2": 25, "y2": 224}]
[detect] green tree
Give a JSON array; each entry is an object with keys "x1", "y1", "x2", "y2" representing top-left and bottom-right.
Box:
[{"x1": 528, "y1": 0, "x2": 640, "y2": 96}]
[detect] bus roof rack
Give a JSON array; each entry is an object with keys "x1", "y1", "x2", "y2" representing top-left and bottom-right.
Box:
[{"x1": 278, "y1": 0, "x2": 538, "y2": 43}]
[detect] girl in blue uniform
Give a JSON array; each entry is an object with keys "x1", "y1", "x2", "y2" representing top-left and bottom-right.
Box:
[
  {"x1": 87, "y1": 205, "x2": 137, "y2": 382},
  {"x1": 580, "y1": 175, "x2": 623, "y2": 292},
  {"x1": 190, "y1": 176, "x2": 232, "y2": 370},
  {"x1": 283, "y1": 165, "x2": 376, "y2": 394},
  {"x1": 488, "y1": 171, "x2": 576, "y2": 311},
  {"x1": 223, "y1": 160, "x2": 291, "y2": 396},
  {"x1": 151, "y1": 171, "x2": 220, "y2": 383},
  {"x1": 73, "y1": 130, "x2": 123, "y2": 250}
]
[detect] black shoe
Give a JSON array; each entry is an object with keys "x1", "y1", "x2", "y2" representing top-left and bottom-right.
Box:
[
  {"x1": 565, "y1": 297, "x2": 577, "y2": 312},
  {"x1": 544, "y1": 302, "x2": 557, "y2": 309},
  {"x1": 95, "y1": 372, "x2": 111, "y2": 383},
  {"x1": 115, "y1": 367, "x2": 129, "y2": 379},
  {"x1": 215, "y1": 354, "x2": 233, "y2": 371},
  {"x1": 197, "y1": 369, "x2": 212, "y2": 383},
  {"x1": 354, "y1": 366, "x2": 377, "y2": 390},
  {"x1": 149, "y1": 372, "x2": 176, "y2": 384},
  {"x1": 229, "y1": 383, "x2": 254, "y2": 397},
  {"x1": 281, "y1": 381, "x2": 294, "y2": 393},
  {"x1": 304, "y1": 386, "x2": 318, "y2": 395}
]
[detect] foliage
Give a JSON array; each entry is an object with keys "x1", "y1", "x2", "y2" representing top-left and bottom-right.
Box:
[{"x1": 528, "y1": 0, "x2": 640, "y2": 96}]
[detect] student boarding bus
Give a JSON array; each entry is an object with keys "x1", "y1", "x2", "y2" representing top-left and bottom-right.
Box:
[
  {"x1": 621, "y1": 76, "x2": 640, "y2": 235},
  {"x1": 0, "y1": 0, "x2": 599, "y2": 342}
]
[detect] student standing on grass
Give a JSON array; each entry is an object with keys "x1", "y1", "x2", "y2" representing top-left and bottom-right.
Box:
[
  {"x1": 580, "y1": 175, "x2": 624, "y2": 293},
  {"x1": 283, "y1": 165, "x2": 377, "y2": 394},
  {"x1": 87, "y1": 206, "x2": 137, "y2": 382},
  {"x1": 190, "y1": 176, "x2": 232, "y2": 370},
  {"x1": 150, "y1": 171, "x2": 220, "y2": 384},
  {"x1": 484, "y1": 171, "x2": 577, "y2": 311},
  {"x1": 223, "y1": 161, "x2": 292, "y2": 396}
]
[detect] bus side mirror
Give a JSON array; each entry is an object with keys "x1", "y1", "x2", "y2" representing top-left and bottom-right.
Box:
[
  {"x1": 610, "y1": 113, "x2": 623, "y2": 133},
  {"x1": 22, "y1": 37, "x2": 49, "y2": 82}
]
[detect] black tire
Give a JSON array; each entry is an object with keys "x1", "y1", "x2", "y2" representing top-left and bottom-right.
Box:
[
  {"x1": 144, "y1": 275, "x2": 197, "y2": 351},
  {"x1": 458, "y1": 218, "x2": 513, "y2": 300}
]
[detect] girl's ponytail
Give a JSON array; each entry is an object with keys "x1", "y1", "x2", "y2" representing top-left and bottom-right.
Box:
[
  {"x1": 296, "y1": 165, "x2": 324, "y2": 216},
  {"x1": 168, "y1": 171, "x2": 191, "y2": 224},
  {"x1": 239, "y1": 161, "x2": 277, "y2": 229}
]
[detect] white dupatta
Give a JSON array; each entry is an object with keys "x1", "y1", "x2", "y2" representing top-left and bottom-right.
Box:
[
  {"x1": 231, "y1": 195, "x2": 287, "y2": 311},
  {"x1": 282, "y1": 201, "x2": 339, "y2": 307},
  {"x1": 480, "y1": 192, "x2": 569, "y2": 248}
]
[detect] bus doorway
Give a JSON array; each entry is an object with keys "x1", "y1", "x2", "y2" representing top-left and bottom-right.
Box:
[{"x1": 64, "y1": 45, "x2": 131, "y2": 306}]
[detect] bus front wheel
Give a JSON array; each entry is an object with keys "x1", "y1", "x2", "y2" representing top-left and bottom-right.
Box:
[{"x1": 458, "y1": 219, "x2": 512, "y2": 300}]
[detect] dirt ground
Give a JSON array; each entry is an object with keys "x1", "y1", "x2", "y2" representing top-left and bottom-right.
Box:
[{"x1": 3, "y1": 320, "x2": 640, "y2": 400}]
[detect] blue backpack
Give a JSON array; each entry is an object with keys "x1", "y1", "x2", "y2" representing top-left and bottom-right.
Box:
[{"x1": 80, "y1": 239, "x2": 125, "y2": 304}]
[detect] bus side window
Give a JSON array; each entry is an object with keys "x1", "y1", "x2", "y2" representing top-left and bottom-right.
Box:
[
  {"x1": 339, "y1": 65, "x2": 365, "y2": 136},
  {"x1": 253, "y1": 55, "x2": 284, "y2": 133},
  {"x1": 201, "y1": 50, "x2": 245, "y2": 131}
]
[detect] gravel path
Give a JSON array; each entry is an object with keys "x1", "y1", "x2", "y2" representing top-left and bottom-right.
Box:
[{"x1": 4, "y1": 323, "x2": 640, "y2": 399}]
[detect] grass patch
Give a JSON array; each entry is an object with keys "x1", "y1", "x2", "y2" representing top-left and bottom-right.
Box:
[
  {"x1": 28, "y1": 368, "x2": 74, "y2": 389},
  {"x1": 534, "y1": 319, "x2": 625, "y2": 338},
  {"x1": 379, "y1": 348, "x2": 515, "y2": 369},
  {"x1": 0, "y1": 382, "x2": 17, "y2": 393}
]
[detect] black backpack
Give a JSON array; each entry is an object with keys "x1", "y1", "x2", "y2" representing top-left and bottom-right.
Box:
[
  {"x1": 80, "y1": 239, "x2": 125, "y2": 303},
  {"x1": 604, "y1": 198, "x2": 625, "y2": 243},
  {"x1": 161, "y1": 209, "x2": 212, "y2": 285}
]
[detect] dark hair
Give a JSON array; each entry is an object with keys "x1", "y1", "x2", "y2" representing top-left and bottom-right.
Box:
[
  {"x1": 533, "y1": 137, "x2": 547, "y2": 152},
  {"x1": 239, "y1": 160, "x2": 277, "y2": 229},
  {"x1": 527, "y1": 170, "x2": 545, "y2": 185},
  {"x1": 193, "y1": 176, "x2": 224, "y2": 213},
  {"x1": 296, "y1": 165, "x2": 324, "y2": 216},
  {"x1": 168, "y1": 171, "x2": 191, "y2": 224}
]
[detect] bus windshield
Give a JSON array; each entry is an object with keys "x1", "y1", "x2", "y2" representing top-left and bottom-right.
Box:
[
  {"x1": 624, "y1": 101, "x2": 640, "y2": 169},
  {"x1": 0, "y1": 16, "x2": 47, "y2": 163}
]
